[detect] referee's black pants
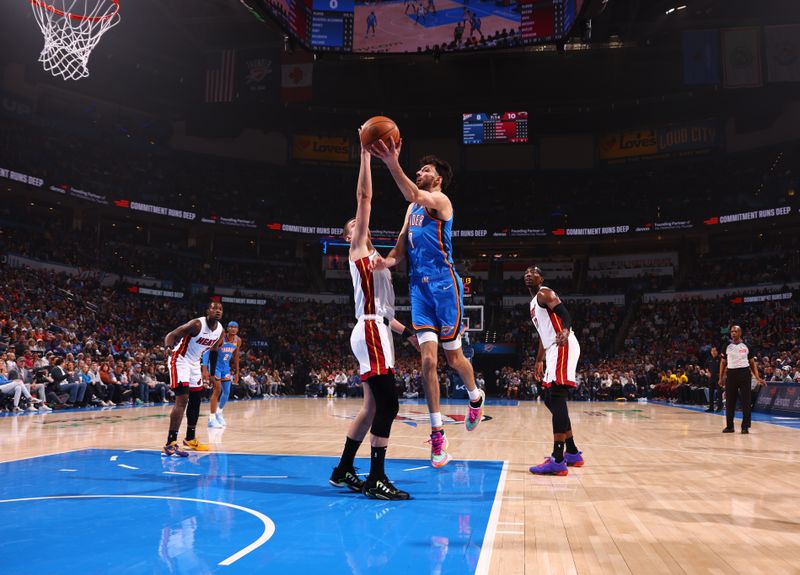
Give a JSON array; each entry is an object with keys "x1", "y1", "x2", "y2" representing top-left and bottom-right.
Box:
[{"x1": 725, "y1": 368, "x2": 752, "y2": 429}]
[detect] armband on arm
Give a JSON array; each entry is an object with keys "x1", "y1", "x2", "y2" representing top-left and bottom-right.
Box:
[
  {"x1": 552, "y1": 303, "x2": 572, "y2": 331},
  {"x1": 402, "y1": 326, "x2": 415, "y2": 340}
]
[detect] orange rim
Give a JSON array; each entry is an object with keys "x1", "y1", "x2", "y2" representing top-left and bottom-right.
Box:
[{"x1": 30, "y1": 0, "x2": 119, "y2": 22}]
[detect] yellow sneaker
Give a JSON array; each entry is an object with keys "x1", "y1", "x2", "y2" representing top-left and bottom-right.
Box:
[{"x1": 182, "y1": 438, "x2": 211, "y2": 451}]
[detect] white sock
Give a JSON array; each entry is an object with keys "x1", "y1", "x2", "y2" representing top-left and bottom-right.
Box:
[
  {"x1": 430, "y1": 412, "x2": 443, "y2": 428},
  {"x1": 218, "y1": 408, "x2": 223, "y2": 414},
  {"x1": 467, "y1": 387, "x2": 482, "y2": 402}
]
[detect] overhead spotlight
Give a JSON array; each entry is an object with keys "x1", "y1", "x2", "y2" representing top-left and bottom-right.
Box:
[{"x1": 665, "y1": 7, "x2": 675, "y2": 14}]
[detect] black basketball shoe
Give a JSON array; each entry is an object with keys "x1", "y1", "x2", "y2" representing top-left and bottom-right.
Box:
[
  {"x1": 329, "y1": 467, "x2": 364, "y2": 492},
  {"x1": 362, "y1": 476, "x2": 411, "y2": 500}
]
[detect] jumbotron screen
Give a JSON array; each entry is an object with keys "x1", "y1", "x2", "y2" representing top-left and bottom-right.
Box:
[
  {"x1": 463, "y1": 112, "x2": 529, "y2": 145},
  {"x1": 254, "y1": 0, "x2": 582, "y2": 53}
]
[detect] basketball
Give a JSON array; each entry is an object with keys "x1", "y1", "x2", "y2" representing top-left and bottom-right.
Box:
[{"x1": 360, "y1": 116, "x2": 400, "y2": 148}]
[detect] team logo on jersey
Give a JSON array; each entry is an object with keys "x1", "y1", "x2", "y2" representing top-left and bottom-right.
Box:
[
  {"x1": 333, "y1": 410, "x2": 492, "y2": 427},
  {"x1": 195, "y1": 337, "x2": 217, "y2": 346}
]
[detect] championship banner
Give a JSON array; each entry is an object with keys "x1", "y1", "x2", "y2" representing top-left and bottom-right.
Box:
[
  {"x1": 722, "y1": 27, "x2": 763, "y2": 89},
  {"x1": 292, "y1": 135, "x2": 352, "y2": 162},
  {"x1": 238, "y1": 47, "x2": 280, "y2": 104},
  {"x1": 766, "y1": 24, "x2": 800, "y2": 83}
]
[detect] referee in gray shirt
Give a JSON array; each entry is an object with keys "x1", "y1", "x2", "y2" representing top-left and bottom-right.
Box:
[{"x1": 719, "y1": 325, "x2": 765, "y2": 434}]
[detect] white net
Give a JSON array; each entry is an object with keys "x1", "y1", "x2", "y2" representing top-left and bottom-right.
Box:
[{"x1": 30, "y1": 0, "x2": 120, "y2": 81}]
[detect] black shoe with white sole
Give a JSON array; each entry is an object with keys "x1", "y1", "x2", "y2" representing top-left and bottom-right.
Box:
[
  {"x1": 329, "y1": 467, "x2": 364, "y2": 492},
  {"x1": 362, "y1": 476, "x2": 411, "y2": 500}
]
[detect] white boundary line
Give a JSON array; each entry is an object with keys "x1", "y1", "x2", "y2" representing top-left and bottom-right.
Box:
[
  {"x1": 241, "y1": 475, "x2": 289, "y2": 479},
  {"x1": 128, "y1": 448, "x2": 507, "y2": 463},
  {"x1": 163, "y1": 471, "x2": 200, "y2": 477},
  {"x1": 0, "y1": 449, "x2": 86, "y2": 465},
  {"x1": 475, "y1": 460, "x2": 508, "y2": 575},
  {"x1": 0, "y1": 494, "x2": 275, "y2": 566},
  {"x1": 118, "y1": 464, "x2": 138, "y2": 470}
]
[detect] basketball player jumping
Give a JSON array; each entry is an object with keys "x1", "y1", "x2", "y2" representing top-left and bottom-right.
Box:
[
  {"x1": 329, "y1": 133, "x2": 418, "y2": 500},
  {"x1": 163, "y1": 301, "x2": 224, "y2": 456},
  {"x1": 525, "y1": 266, "x2": 584, "y2": 476},
  {"x1": 207, "y1": 321, "x2": 241, "y2": 428},
  {"x1": 368, "y1": 138, "x2": 485, "y2": 469}
]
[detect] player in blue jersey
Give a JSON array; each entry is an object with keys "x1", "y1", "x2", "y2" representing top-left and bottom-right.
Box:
[
  {"x1": 368, "y1": 139, "x2": 486, "y2": 468},
  {"x1": 205, "y1": 321, "x2": 241, "y2": 428}
]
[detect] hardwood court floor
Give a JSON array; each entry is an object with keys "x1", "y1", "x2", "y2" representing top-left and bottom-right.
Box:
[{"x1": 2, "y1": 398, "x2": 799, "y2": 575}]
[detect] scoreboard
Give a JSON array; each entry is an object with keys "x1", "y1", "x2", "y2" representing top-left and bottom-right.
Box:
[
  {"x1": 520, "y1": 0, "x2": 559, "y2": 42},
  {"x1": 463, "y1": 112, "x2": 529, "y2": 145},
  {"x1": 310, "y1": 0, "x2": 354, "y2": 50},
  {"x1": 256, "y1": 0, "x2": 583, "y2": 53}
]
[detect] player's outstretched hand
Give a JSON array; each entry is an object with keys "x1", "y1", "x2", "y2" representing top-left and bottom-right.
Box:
[
  {"x1": 370, "y1": 254, "x2": 386, "y2": 271},
  {"x1": 368, "y1": 137, "x2": 402, "y2": 163},
  {"x1": 555, "y1": 329, "x2": 569, "y2": 347}
]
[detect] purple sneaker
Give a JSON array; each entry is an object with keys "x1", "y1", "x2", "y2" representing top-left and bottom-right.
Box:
[
  {"x1": 563, "y1": 451, "x2": 584, "y2": 467},
  {"x1": 529, "y1": 457, "x2": 568, "y2": 476},
  {"x1": 162, "y1": 441, "x2": 188, "y2": 457}
]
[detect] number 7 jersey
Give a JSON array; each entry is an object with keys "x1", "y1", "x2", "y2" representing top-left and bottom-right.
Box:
[{"x1": 407, "y1": 203, "x2": 456, "y2": 281}]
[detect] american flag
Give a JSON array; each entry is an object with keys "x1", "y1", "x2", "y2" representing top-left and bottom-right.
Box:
[{"x1": 205, "y1": 49, "x2": 236, "y2": 103}]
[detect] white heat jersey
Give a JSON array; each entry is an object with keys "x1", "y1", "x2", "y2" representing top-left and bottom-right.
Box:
[
  {"x1": 172, "y1": 317, "x2": 223, "y2": 364},
  {"x1": 350, "y1": 251, "x2": 395, "y2": 321},
  {"x1": 530, "y1": 288, "x2": 567, "y2": 349}
]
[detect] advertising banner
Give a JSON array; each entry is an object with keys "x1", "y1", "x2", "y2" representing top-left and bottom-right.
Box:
[
  {"x1": 293, "y1": 135, "x2": 351, "y2": 162},
  {"x1": 599, "y1": 120, "x2": 719, "y2": 163}
]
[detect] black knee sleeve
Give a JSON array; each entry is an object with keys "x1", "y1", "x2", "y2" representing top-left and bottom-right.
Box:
[
  {"x1": 546, "y1": 386, "x2": 571, "y2": 434},
  {"x1": 186, "y1": 391, "x2": 202, "y2": 425},
  {"x1": 366, "y1": 374, "x2": 399, "y2": 438}
]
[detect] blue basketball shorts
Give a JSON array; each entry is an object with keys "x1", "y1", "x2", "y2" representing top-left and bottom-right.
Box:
[{"x1": 410, "y1": 271, "x2": 465, "y2": 343}]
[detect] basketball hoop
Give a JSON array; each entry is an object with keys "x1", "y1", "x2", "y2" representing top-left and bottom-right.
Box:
[{"x1": 30, "y1": 0, "x2": 121, "y2": 81}]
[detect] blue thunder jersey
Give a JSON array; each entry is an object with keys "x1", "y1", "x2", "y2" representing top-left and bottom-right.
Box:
[
  {"x1": 215, "y1": 337, "x2": 239, "y2": 379},
  {"x1": 406, "y1": 203, "x2": 465, "y2": 342},
  {"x1": 407, "y1": 203, "x2": 456, "y2": 280}
]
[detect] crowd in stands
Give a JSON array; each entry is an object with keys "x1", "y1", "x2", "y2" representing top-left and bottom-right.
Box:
[
  {"x1": 1, "y1": 262, "x2": 798, "y2": 413},
  {"x1": 682, "y1": 249, "x2": 800, "y2": 290}
]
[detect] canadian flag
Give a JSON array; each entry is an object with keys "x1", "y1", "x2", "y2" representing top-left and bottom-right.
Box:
[{"x1": 281, "y1": 52, "x2": 313, "y2": 103}]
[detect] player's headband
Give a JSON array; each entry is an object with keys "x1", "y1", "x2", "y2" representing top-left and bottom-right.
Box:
[{"x1": 227, "y1": 321, "x2": 239, "y2": 328}]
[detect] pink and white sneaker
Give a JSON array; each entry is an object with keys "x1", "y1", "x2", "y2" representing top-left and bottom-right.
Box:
[
  {"x1": 428, "y1": 431, "x2": 450, "y2": 468},
  {"x1": 465, "y1": 389, "x2": 485, "y2": 432}
]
